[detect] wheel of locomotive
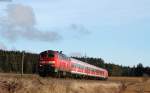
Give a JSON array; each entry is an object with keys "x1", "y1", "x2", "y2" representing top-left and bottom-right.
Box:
[{"x1": 39, "y1": 72, "x2": 46, "y2": 77}]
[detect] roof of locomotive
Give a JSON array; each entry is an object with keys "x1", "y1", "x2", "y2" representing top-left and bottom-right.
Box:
[{"x1": 40, "y1": 50, "x2": 60, "y2": 53}]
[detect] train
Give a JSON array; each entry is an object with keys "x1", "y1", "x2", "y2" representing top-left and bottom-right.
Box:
[{"x1": 38, "y1": 50, "x2": 108, "y2": 80}]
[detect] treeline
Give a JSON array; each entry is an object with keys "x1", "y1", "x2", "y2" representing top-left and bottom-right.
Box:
[
  {"x1": 0, "y1": 50, "x2": 38, "y2": 74},
  {"x1": 73, "y1": 57, "x2": 150, "y2": 76},
  {"x1": 0, "y1": 50, "x2": 149, "y2": 76}
]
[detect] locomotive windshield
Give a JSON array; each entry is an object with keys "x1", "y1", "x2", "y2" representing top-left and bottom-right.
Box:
[{"x1": 48, "y1": 53, "x2": 54, "y2": 58}]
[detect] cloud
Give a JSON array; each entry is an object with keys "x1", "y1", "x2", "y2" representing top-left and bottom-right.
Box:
[
  {"x1": 0, "y1": 42, "x2": 7, "y2": 50},
  {"x1": 0, "y1": 4, "x2": 61, "y2": 42},
  {"x1": 69, "y1": 24, "x2": 90, "y2": 35},
  {"x1": 7, "y1": 4, "x2": 36, "y2": 28},
  {"x1": 2, "y1": 28, "x2": 61, "y2": 42}
]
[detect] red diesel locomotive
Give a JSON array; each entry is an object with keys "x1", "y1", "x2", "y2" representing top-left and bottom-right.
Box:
[{"x1": 38, "y1": 50, "x2": 108, "y2": 79}]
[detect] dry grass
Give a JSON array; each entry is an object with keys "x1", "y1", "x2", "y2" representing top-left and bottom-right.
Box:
[
  {"x1": 0, "y1": 74, "x2": 149, "y2": 93},
  {"x1": 0, "y1": 74, "x2": 121, "y2": 93},
  {"x1": 108, "y1": 77, "x2": 144, "y2": 82},
  {"x1": 109, "y1": 77, "x2": 150, "y2": 93}
]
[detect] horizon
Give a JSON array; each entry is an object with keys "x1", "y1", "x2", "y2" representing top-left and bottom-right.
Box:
[{"x1": 0, "y1": 0, "x2": 150, "y2": 67}]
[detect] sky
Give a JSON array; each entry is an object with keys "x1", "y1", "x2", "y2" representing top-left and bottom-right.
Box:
[{"x1": 0, "y1": 0, "x2": 150, "y2": 66}]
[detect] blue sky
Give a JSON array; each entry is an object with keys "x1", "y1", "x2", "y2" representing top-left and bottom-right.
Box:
[{"x1": 0, "y1": 0, "x2": 150, "y2": 66}]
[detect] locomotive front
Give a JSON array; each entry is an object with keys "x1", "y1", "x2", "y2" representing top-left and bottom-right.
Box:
[{"x1": 38, "y1": 50, "x2": 57, "y2": 76}]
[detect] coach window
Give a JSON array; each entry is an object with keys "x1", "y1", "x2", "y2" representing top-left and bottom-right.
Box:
[
  {"x1": 77, "y1": 64, "x2": 79, "y2": 68},
  {"x1": 93, "y1": 68, "x2": 95, "y2": 72},
  {"x1": 73, "y1": 64, "x2": 76, "y2": 68},
  {"x1": 92, "y1": 69, "x2": 94, "y2": 72},
  {"x1": 78, "y1": 64, "x2": 80, "y2": 69},
  {"x1": 72, "y1": 64, "x2": 74, "y2": 68},
  {"x1": 81, "y1": 65, "x2": 84, "y2": 69},
  {"x1": 100, "y1": 71, "x2": 102, "y2": 75},
  {"x1": 88, "y1": 67, "x2": 90, "y2": 71},
  {"x1": 80, "y1": 66, "x2": 82, "y2": 70},
  {"x1": 80, "y1": 65, "x2": 83, "y2": 69},
  {"x1": 75, "y1": 64, "x2": 77, "y2": 68}
]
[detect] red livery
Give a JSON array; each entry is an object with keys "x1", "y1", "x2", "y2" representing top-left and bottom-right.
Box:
[{"x1": 38, "y1": 50, "x2": 108, "y2": 80}]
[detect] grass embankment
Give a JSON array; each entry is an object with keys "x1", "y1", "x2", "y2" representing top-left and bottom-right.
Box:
[
  {"x1": 0, "y1": 74, "x2": 149, "y2": 93},
  {"x1": 0, "y1": 74, "x2": 121, "y2": 93}
]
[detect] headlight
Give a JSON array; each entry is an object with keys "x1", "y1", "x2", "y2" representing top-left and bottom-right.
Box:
[{"x1": 48, "y1": 61, "x2": 55, "y2": 64}]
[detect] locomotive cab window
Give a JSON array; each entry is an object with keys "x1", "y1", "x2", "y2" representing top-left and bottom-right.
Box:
[{"x1": 48, "y1": 53, "x2": 54, "y2": 57}]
